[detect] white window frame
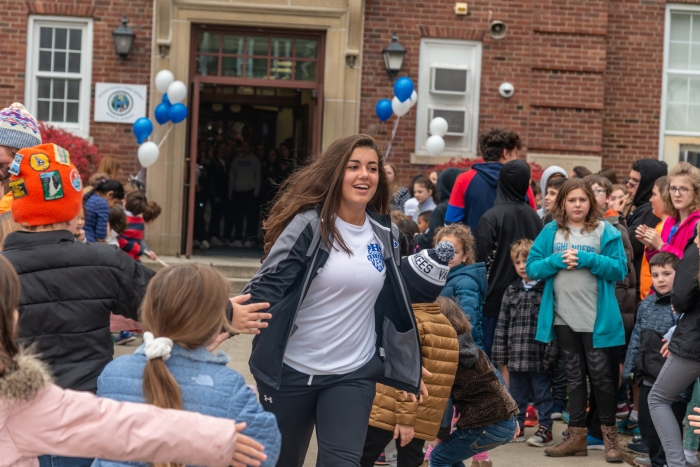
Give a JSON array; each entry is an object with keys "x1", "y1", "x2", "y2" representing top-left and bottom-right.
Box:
[
  {"x1": 24, "y1": 15, "x2": 93, "y2": 138},
  {"x1": 659, "y1": 3, "x2": 700, "y2": 158}
]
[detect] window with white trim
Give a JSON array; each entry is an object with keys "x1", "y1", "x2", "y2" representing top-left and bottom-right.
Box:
[
  {"x1": 25, "y1": 16, "x2": 93, "y2": 137},
  {"x1": 415, "y1": 38, "x2": 481, "y2": 159}
]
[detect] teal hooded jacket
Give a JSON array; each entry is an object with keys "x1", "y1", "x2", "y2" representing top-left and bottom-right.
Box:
[{"x1": 526, "y1": 220, "x2": 627, "y2": 349}]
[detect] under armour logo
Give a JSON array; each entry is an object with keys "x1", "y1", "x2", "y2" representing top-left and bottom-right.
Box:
[{"x1": 264, "y1": 395, "x2": 273, "y2": 403}]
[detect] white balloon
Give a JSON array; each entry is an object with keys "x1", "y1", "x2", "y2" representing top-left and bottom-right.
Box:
[
  {"x1": 426, "y1": 135, "x2": 445, "y2": 158},
  {"x1": 138, "y1": 142, "x2": 160, "y2": 168},
  {"x1": 429, "y1": 117, "x2": 449, "y2": 137},
  {"x1": 409, "y1": 90, "x2": 418, "y2": 107},
  {"x1": 155, "y1": 70, "x2": 175, "y2": 94},
  {"x1": 391, "y1": 96, "x2": 412, "y2": 117},
  {"x1": 167, "y1": 80, "x2": 188, "y2": 104}
]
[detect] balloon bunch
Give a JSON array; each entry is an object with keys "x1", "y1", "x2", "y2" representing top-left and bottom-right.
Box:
[
  {"x1": 375, "y1": 76, "x2": 417, "y2": 122},
  {"x1": 426, "y1": 117, "x2": 448, "y2": 157},
  {"x1": 132, "y1": 70, "x2": 190, "y2": 168}
]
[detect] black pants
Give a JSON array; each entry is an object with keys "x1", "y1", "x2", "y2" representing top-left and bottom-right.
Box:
[
  {"x1": 360, "y1": 426, "x2": 425, "y2": 467},
  {"x1": 256, "y1": 356, "x2": 383, "y2": 467},
  {"x1": 587, "y1": 345, "x2": 621, "y2": 439},
  {"x1": 232, "y1": 189, "x2": 260, "y2": 241},
  {"x1": 555, "y1": 325, "x2": 617, "y2": 427},
  {"x1": 551, "y1": 350, "x2": 568, "y2": 405},
  {"x1": 207, "y1": 198, "x2": 226, "y2": 240},
  {"x1": 639, "y1": 383, "x2": 686, "y2": 467}
]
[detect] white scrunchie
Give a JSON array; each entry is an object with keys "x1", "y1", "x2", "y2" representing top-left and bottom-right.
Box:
[{"x1": 143, "y1": 331, "x2": 174, "y2": 361}]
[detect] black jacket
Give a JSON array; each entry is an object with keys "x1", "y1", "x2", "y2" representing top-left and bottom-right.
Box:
[
  {"x1": 475, "y1": 160, "x2": 542, "y2": 317},
  {"x1": 627, "y1": 159, "x2": 667, "y2": 298},
  {"x1": 243, "y1": 208, "x2": 422, "y2": 393},
  {"x1": 670, "y1": 240, "x2": 700, "y2": 361},
  {"x1": 415, "y1": 168, "x2": 461, "y2": 251},
  {"x1": 606, "y1": 213, "x2": 637, "y2": 335},
  {"x1": 2, "y1": 231, "x2": 155, "y2": 392}
]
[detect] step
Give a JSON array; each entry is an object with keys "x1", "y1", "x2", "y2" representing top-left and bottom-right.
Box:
[
  {"x1": 229, "y1": 277, "x2": 250, "y2": 295},
  {"x1": 141, "y1": 256, "x2": 260, "y2": 279}
]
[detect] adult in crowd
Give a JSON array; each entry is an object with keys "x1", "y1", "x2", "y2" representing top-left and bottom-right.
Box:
[
  {"x1": 261, "y1": 147, "x2": 286, "y2": 218},
  {"x1": 228, "y1": 140, "x2": 261, "y2": 247},
  {"x1": 386, "y1": 162, "x2": 410, "y2": 211},
  {"x1": 446, "y1": 127, "x2": 536, "y2": 232},
  {"x1": 570, "y1": 166, "x2": 592, "y2": 179},
  {"x1": 626, "y1": 159, "x2": 669, "y2": 301},
  {"x1": 415, "y1": 168, "x2": 461, "y2": 251},
  {"x1": 474, "y1": 159, "x2": 542, "y2": 357},
  {"x1": 205, "y1": 143, "x2": 230, "y2": 246},
  {"x1": 96, "y1": 155, "x2": 122, "y2": 180},
  {"x1": 243, "y1": 134, "x2": 422, "y2": 467},
  {"x1": 0, "y1": 103, "x2": 42, "y2": 215},
  {"x1": 538, "y1": 166, "x2": 567, "y2": 218}
]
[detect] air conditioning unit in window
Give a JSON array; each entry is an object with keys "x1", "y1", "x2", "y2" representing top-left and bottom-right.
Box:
[
  {"x1": 430, "y1": 108, "x2": 467, "y2": 136},
  {"x1": 430, "y1": 66, "x2": 468, "y2": 95}
]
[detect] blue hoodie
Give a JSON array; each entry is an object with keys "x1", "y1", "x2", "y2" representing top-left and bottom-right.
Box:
[
  {"x1": 445, "y1": 162, "x2": 502, "y2": 232},
  {"x1": 441, "y1": 262, "x2": 488, "y2": 349}
]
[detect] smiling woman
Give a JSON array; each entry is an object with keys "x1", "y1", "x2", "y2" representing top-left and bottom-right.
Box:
[{"x1": 244, "y1": 134, "x2": 422, "y2": 467}]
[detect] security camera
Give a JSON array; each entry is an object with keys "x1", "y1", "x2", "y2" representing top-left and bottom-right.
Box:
[
  {"x1": 490, "y1": 21, "x2": 507, "y2": 39},
  {"x1": 499, "y1": 82, "x2": 514, "y2": 99}
]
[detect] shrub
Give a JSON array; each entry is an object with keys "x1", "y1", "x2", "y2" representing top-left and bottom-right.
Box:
[{"x1": 38, "y1": 122, "x2": 102, "y2": 184}]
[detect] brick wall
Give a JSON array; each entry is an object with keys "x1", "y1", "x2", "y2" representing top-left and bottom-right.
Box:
[{"x1": 0, "y1": 0, "x2": 152, "y2": 178}]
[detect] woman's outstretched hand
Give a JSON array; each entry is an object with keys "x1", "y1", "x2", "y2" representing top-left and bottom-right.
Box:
[{"x1": 230, "y1": 294, "x2": 272, "y2": 335}]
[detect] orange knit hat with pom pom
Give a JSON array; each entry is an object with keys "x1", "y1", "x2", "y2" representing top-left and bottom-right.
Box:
[{"x1": 9, "y1": 143, "x2": 83, "y2": 226}]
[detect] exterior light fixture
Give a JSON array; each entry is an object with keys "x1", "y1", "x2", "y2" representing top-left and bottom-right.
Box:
[
  {"x1": 382, "y1": 34, "x2": 406, "y2": 80},
  {"x1": 112, "y1": 16, "x2": 135, "y2": 62}
]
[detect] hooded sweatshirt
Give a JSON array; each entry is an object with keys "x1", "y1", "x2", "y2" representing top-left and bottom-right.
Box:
[
  {"x1": 537, "y1": 166, "x2": 568, "y2": 218},
  {"x1": 415, "y1": 168, "x2": 460, "y2": 250},
  {"x1": 446, "y1": 162, "x2": 537, "y2": 232},
  {"x1": 474, "y1": 160, "x2": 543, "y2": 317},
  {"x1": 440, "y1": 262, "x2": 488, "y2": 349},
  {"x1": 626, "y1": 159, "x2": 668, "y2": 298}
]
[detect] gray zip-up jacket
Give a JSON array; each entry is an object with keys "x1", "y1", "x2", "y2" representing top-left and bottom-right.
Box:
[{"x1": 243, "y1": 207, "x2": 422, "y2": 393}]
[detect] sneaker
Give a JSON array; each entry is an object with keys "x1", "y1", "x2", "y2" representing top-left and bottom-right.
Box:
[
  {"x1": 617, "y1": 416, "x2": 641, "y2": 436},
  {"x1": 551, "y1": 401, "x2": 566, "y2": 420},
  {"x1": 628, "y1": 440, "x2": 649, "y2": 455},
  {"x1": 587, "y1": 435, "x2": 605, "y2": 451},
  {"x1": 200, "y1": 239, "x2": 210, "y2": 250},
  {"x1": 633, "y1": 457, "x2": 652, "y2": 467},
  {"x1": 514, "y1": 426, "x2": 526, "y2": 442},
  {"x1": 243, "y1": 240, "x2": 254, "y2": 248},
  {"x1": 527, "y1": 426, "x2": 554, "y2": 447},
  {"x1": 562, "y1": 411, "x2": 570, "y2": 424},
  {"x1": 524, "y1": 405, "x2": 538, "y2": 427},
  {"x1": 113, "y1": 331, "x2": 135, "y2": 345},
  {"x1": 374, "y1": 452, "x2": 388, "y2": 465},
  {"x1": 617, "y1": 403, "x2": 630, "y2": 419},
  {"x1": 210, "y1": 237, "x2": 225, "y2": 247},
  {"x1": 231, "y1": 239, "x2": 243, "y2": 248},
  {"x1": 193, "y1": 240, "x2": 201, "y2": 248}
]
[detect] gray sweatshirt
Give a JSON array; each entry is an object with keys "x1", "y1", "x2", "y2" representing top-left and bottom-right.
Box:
[{"x1": 229, "y1": 154, "x2": 261, "y2": 195}]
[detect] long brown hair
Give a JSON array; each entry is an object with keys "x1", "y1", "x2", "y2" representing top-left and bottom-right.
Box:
[
  {"x1": 664, "y1": 162, "x2": 700, "y2": 221},
  {"x1": 97, "y1": 155, "x2": 122, "y2": 180},
  {"x1": 554, "y1": 178, "x2": 601, "y2": 238},
  {"x1": 263, "y1": 134, "x2": 389, "y2": 257},
  {"x1": 141, "y1": 263, "x2": 231, "y2": 461},
  {"x1": 0, "y1": 255, "x2": 21, "y2": 376},
  {"x1": 385, "y1": 162, "x2": 401, "y2": 196},
  {"x1": 436, "y1": 296, "x2": 471, "y2": 336}
]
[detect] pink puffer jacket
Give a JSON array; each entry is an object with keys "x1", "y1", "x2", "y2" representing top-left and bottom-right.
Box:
[{"x1": 0, "y1": 353, "x2": 238, "y2": 467}]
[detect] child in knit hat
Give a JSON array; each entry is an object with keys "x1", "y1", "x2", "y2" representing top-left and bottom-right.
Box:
[{"x1": 360, "y1": 241, "x2": 460, "y2": 467}]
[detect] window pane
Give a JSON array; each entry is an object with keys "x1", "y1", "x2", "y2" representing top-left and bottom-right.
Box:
[
  {"x1": 666, "y1": 103, "x2": 687, "y2": 131},
  {"x1": 247, "y1": 36, "x2": 269, "y2": 56},
  {"x1": 668, "y1": 75, "x2": 688, "y2": 102},
  {"x1": 295, "y1": 39, "x2": 318, "y2": 59},
  {"x1": 196, "y1": 55, "x2": 218, "y2": 76},
  {"x1": 670, "y1": 43, "x2": 690, "y2": 70},
  {"x1": 222, "y1": 35, "x2": 243, "y2": 54},
  {"x1": 51, "y1": 101, "x2": 65, "y2": 122},
  {"x1": 55, "y1": 28, "x2": 67, "y2": 50},
  {"x1": 53, "y1": 79, "x2": 66, "y2": 99},
  {"x1": 690, "y1": 77, "x2": 700, "y2": 102},
  {"x1": 66, "y1": 102, "x2": 79, "y2": 123},
  {"x1": 37, "y1": 101, "x2": 50, "y2": 121},
  {"x1": 39, "y1": 51, "x2": 52, "y2": 72},
  {"x1": 672, "y1": 13, "x2": 691, "y2": 41},
  {"x1": 222, "y1": 57, "x2": 242, "y2": 77},
  {"x1": 53, "y1": 51, "x2": 66, "y2": 72},
  {"x1": 246, "y1": 58, "x2": 268, "y2": 78},
  {"x1": 67, "y1": 79, "x2": 80, "y2": 100},
  {"x1": 40, "y1": 27, "x2": 53, "y2": 49},
  {"x1": 68, "y1": 52, "x2": 81, "y2": 73},
  {"x1": 271, "y1": 37, "x2": 293, "y2": 58},
  {"x1": 38, "y1": 78, "x2": 51, "y2": 99},
  {"x1": 196, "y1": 32, "x2": 219, "y2": 53},
  {"x1": 69, "y1": 29, "x2": 82, "y2": 51},
  {"x1": 271, "y1": 59, "x2": 293, "y2": 80},
  {"x1": 295, "y1": 61, "x2": 316, "y2": 81}
]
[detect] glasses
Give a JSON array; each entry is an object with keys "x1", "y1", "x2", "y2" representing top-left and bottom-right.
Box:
[
  {"x1": 624, "y1": 178, "x2": 639, "y2": 188},
  {"x1": 669, "y1": 186, "x2": 691, "y2": 195},
  {"x1": 593, "y1": 189, "x2": 607, "y2": 196}
]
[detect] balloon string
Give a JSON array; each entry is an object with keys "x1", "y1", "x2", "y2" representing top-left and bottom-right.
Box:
[
  {"x1": 385, "y1": 116, "x2": 401, "y2": 161},
  {"x1": 157, "y1": 123, "x2": 174, "y2": 149}
]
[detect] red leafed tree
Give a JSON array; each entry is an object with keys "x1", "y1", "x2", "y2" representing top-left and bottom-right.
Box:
[
  {"x1": 434, "y1": 157, "x2": 544, "y2": 181},
  {"x1": 38, "y1": 122, "x2": 102, "y2": 184}
]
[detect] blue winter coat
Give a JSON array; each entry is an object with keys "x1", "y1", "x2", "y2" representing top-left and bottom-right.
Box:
[
  {"x1": 526, "y1": 220, "x2": 627, "y2": 349},
  {"x1": 441, "y1": 262, "x2": 487, "y2": 349},
  {"x1": 93, "y1": 344, "x2": 281, "y2": 467}
]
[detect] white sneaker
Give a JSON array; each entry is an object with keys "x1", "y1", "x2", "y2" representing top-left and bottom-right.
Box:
[
  {"x1": 210, "y1": 237, "x2": 225, "y2": 247},
  {"x1": 243, "y1": 240, "x2": 254, "y2": 248},
  {"x1": 200, "y1": 240, "x2": 210, "y2": 250},
  {"x1": 231, "y1": 240, "x2": 243, "y2": 248}
]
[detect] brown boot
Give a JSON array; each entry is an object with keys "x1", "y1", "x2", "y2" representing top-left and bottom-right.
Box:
[
  {"x1": 544, "y1": 426, "x2": 588, "y2": 457},
  {"x1": 601, "y1": 424, "x2": 623, "y2": 463}
]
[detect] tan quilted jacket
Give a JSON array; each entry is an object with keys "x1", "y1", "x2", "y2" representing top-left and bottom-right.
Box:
[{"x1": 368, "y1": 302, "x2": 459, "y2": 441}]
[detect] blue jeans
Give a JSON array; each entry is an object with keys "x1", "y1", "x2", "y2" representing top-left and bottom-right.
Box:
[
  {"x1": 430, "y1": 415, "x2": 518, "y2": 467},
  {"x1": 509, "y1": 371, "x2": 554, "y2": 430},
  {"x1": 38, "y1": 456, "x2": 93, "y2": 467}
]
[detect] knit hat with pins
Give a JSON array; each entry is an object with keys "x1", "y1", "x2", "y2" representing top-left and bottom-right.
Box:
[
  {"x1": 400, "y1": 241, "x2": 456, "y2": 304},
  {"x1": 0, "y1": 103, "x2": 41, "y2": 149}
]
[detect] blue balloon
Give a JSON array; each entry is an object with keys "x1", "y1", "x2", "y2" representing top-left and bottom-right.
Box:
[
  {"x1": 154, "y1": 102, "x2": 171, "y2": 125},
  {"x1": 162, "y1": 94, "x2": 171, "y2": 105},
  {"x1": 375, "y1": 99, "x2": 393, "y2": 122},
  {"x1": 394, "y1": 76, "x2": 414, "y2": 102},
  {"x1": 132, "y1": 117, "x2": 153, "y2": 144},
  {"x1": 168, "y1": 103, "x2": 188, "y2": 123}
]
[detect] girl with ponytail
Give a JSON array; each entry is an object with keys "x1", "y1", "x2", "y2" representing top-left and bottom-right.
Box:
[
  {"x1": 0, "y1": 255, "x2": 267, "y2": 467},
  {"x1": 93, "y1": 263, "x2": 281, "y2": 467}
]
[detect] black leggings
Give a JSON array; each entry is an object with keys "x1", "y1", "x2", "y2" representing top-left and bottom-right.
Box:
[
  {"x1": 360, "y1": 426, "x2": 425, "y2": 467},
  {"x1": 256, "y1": 357, "x2": 383, "y2": 467},
  {"x1": 555, "y1": 325, "x2": 617, "y2": 427}
]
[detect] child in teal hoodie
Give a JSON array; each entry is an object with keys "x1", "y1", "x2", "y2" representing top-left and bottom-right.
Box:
[{"x1": 526, "y1": 178, "x2": 627, "y2": 460}]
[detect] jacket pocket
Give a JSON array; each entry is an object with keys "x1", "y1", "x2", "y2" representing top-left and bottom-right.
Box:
[{"x1": 383, "y1": 317, "x2": 420, "y2": 387}]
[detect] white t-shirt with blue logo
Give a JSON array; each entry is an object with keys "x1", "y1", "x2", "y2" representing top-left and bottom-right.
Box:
[{"x1": 283, "y1": 215, "x2": 386, "y2": 375}]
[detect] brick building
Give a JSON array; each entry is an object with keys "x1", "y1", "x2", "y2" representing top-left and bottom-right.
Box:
[{"x1": 1, "y1": 0, "x2": 698, "y2": 254}]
